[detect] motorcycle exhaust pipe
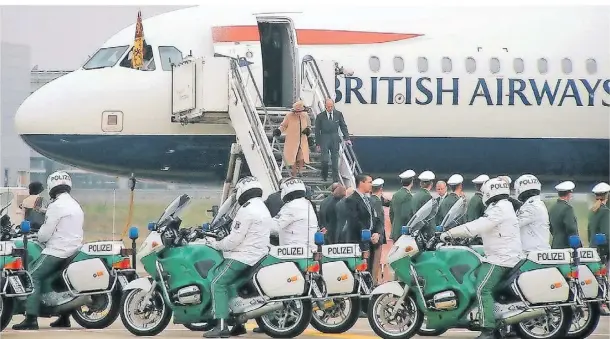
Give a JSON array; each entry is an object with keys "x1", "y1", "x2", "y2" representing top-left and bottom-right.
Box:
[
  {"x1": 236, "y1": 302, "x2": 283, "y2": 323},
  {"x1": 53, "y1": 295, "x2": 93, "y2": 314},
  {"x1": 503, "y1": 309, "x2": 546, "y2": 325}
]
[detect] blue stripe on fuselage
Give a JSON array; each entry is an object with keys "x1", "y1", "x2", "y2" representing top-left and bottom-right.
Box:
[{"x1": 20, "y1": 134, "x2": 609, "y2": 183}]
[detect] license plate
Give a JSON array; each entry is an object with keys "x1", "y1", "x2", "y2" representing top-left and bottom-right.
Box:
[
  {"x1": 118, "y1": 275, "x2": 129, "y2": 288},
  {"x1": 8, "y1": 276, "x2": 25, "y2": 294}
]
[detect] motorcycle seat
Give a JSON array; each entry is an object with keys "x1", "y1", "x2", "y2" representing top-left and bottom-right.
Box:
[
  {"x1": 58, "y1": 252, "x2": 81, "y2": 272},
  {"x1": 493, "y1": 258, "x2": 527, "y2": 294},
  {"x1": 241, "y1": 256, "x2": 268, "y2": 282}
]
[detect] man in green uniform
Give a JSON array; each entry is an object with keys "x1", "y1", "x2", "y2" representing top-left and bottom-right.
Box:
[
  {"x1": 437, "y1": 174, "x2": 465, "y2": 226},
  {"x1": 411, "y1": 170, "x2": 435, "y2": 238},
  {"x1": 549, "y1": 181, "x2": 579, "y2": 249},
  {"x1": 590, "y1": 182, "x2": 610, "y2": 315},
  {"x1": 389, "y1": 170, "x2": 416, "y2": 241},
  {"x1": 467, "y1": 174, "x2": 489, "y2": 222}
]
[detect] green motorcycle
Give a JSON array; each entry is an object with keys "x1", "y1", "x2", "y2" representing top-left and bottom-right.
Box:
[
  {"x1": 119, "y1": 194, "x2": 323, "y2": 338},
  {"x1": 310, "y1": 232, "x2": 374, "y2": 333},
  {"x1": 6, "y1": 218, "x2": 139, "y2": 329},
  {"x1": 0, "y1": 218, "x2": 34, "y2": 331},
  {"x1": 367, "y1": 198, "x2": 576, "y2": 339}
]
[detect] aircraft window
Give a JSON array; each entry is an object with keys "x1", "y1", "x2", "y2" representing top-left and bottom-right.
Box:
[
  {"x1": 561, "y1": 58, "x2": 572, "y2": 74},
  {"x1": 120, "y1": 43, "x2": 156, "y2": 71},
  {"x1": 159, "y1": 46, "x2": 184, "y2": 71},
  {"x1": 490, "y1": 58, "x2": 500, "y2": 74},
  {"x1": 82, "y1": 46, "x2": 129, "y2": 70},
  {"x1": 393, "y1": 56, "x2": 404, "y2": 72},
  {"x1": 101, "y1": 111, "x2": 123, "y2": 132},
  {"x1": 513, "y1": 58, "x2": 524, "y2": 73},
  {"x1": 586, "y1": 58, "x2": 597, "y2": 74},
  {"x1": 441, "y1": 57, "x2": 452, "y2": 73},
  {"x1": 369, "y1": 56, "x2": 380, "y2": 72},
  {"x1": 537, "y1": 58, "x2": 548, "y2": 74},
  {"x1": 417, "y1": 57, "x2": 428, "y2": 73},
  {"x1": 465, "y1": 57, "x2": 476, "y2": 73}
]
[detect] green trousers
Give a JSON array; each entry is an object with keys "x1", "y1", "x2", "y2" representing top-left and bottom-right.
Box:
[
  {"x1": 475, "y1": 263, "x2": 509, "y2": 329},
  {"x1": 211, "y1": 259, "x2": 249, "y2": 319},
  {"x1": 26, "y1": 254, "x2": 66, "y2": 316}
]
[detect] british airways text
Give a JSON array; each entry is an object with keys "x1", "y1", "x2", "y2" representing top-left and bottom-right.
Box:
[{"x1": 334, "y1": 77, "x2": 610, "y2": 106}]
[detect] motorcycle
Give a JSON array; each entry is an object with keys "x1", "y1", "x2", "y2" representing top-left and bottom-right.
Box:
[
  {"x1": 0, "y1": 213, "x2": 34, "y2": 331},
  {"x1": 309, "y1": 230, "x2": 375, "y2": 333},
  {"x1": 7, "y1": 215, "x2": 139, "y2": 329},
  {"x1": 118, "y1": 194, "x2": 325, "y2": 338},
  {"x1": 367, "y1": 198, "x2": 575, "y2": 339}
]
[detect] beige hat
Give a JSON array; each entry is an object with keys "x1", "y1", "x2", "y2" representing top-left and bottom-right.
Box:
[{"x1": 292, "y1": 101, "x2": 305, "y2": 112}]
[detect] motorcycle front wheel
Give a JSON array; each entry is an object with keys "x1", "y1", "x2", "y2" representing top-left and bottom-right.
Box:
[
  {"x1": 119, "y1": 288, "x2": 172, "y2": 336},
  {"x1": 566, "y1": 302, "x2": 601, "y2": 339},
  {"x1": 367, "y1": 293, "x2": 423, "y2": 339}
]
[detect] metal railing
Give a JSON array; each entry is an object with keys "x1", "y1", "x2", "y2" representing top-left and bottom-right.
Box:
[
  {"x1": 301, "y1": 55, "x2": 362, "y2": 188},
  {"x1": 228, "y1": 58, "x2": 281, "y2": 193}
]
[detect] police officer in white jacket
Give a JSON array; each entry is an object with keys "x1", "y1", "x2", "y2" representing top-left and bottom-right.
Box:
[
  {"x1": 514, "y1": 174, "x2": 550, "y2": 253},
  {"x1": 204, "y1": 176, "x2": 271, "y2": 338},
  {"x1": 440, "y1": 177, "x2": 522, "y2": 339},
  {"x1": 13, "y1": 171, "x2": 84, "y2": 331},
  {"x1": 271, "y1": 178, "x2": 318, "y2": 252}
]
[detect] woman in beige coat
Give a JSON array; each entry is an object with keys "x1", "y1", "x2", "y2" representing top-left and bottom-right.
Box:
[{"x1": 273, "y1": 101, "x2": 311, "y2": 177}]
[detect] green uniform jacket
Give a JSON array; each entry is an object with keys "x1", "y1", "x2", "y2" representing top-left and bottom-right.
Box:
[
  {"x1": 587, "y1": 204, "x2": 610, "y2": 246},
  {"x1": 411, "y1": 189, "x2": 433, "y2": 237},
  {"x1": 437, "y1": 192, "x2": 460, "y2": 226},
  {"x1": 549, "y1": 199, "x2": 579, "y2": 249},
  {"x1": 370, "y1": 194, "x2": 389, "y2": 245},
  {"x1": 389, "y1": 188, "x2": 413, "y2": 241},
  {"x1": 467, "y1": 192, "x2": 485, "y2": 222}
]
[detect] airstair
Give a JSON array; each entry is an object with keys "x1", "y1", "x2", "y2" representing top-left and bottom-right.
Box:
[{"x1": 170, "y1": 54, "x2": 362, "y2": 204}]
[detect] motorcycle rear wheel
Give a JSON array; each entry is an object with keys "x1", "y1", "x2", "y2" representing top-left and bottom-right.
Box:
[
  {"x1": 566, "y1": 302, "x2": 601, "y2": 339},
  {"x1": 310, "y1": 296, "x2": 361, "y2": 333},
  {"x1": 514, "y1": 305, "x2": 573, "y2": 339}
]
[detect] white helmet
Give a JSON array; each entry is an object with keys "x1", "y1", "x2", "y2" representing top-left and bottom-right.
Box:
[
  {"x1": 280, "y1": 178, "x2": 306, "y2": 201},
  {"x1": 47, "y1": 171, "x2": 72, "y2": 192},
  {"x1": 514, "y1": 174, "x2": 541, "y2": 198},
  {"x1": 481, "y1": 177, "x2": 510, "y2": 205},
  {"x1": 235, "y1": 176, "x2": 263, "y2": 205}
]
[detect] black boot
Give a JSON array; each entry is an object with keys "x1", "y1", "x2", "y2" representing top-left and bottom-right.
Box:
[
  {"x1": 253, "y1": 327, "x2": 263, "y2": 333},
  {"x1": 12, "y1": 315, "x2": 39, "y2": 330},
  {"x1": 475, "y1": 329, "x2": 498, "y2": 339},
  {"x1": 229, "y1": 324, "x2": 247, "y2": 336},
  {"x1": 203, "y1": 319, "x2": 229, "y2": 338},
  {"x1": 50, "y1": 314, "x2": 71, "y2": 328}
]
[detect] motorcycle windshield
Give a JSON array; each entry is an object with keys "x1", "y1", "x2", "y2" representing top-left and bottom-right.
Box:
[
  {"x1": 211, "y1": 193, "x2": 236, "y2": 226},
  {"x1": 156, "y1": 194, "x2": 191, "y2": 226},
  {"x1": 407, "y1": 198, "x2": 439, "y2": 232},
  {"x1": 441, "y1": 197, "x2": 467, "y2": 230}
]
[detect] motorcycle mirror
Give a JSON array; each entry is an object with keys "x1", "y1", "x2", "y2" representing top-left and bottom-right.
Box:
[
  {"x1": 147, "y1": 222, "x2": 155, "y2": 231},
  {"x1": 361, "y1": 229, "x2": 371, "y2": 242},
  {"x1": 401, "y1": 226, "x2": 409, "y2": 235},
  {"x1": 435, "y1": 225, "x2": 443, "y2": 232},
  {"x1": 314, "y1": 231, "x2": 325, "y2": 246},
  {"x1": 593, "y1": 233, "x2": 607, "y2": 246},
  {"x1": 21, "y1": 220, "x2": 31, "y2": 234},
  {"x1": 202, "y1": 223, "x2": 210, "y2": 231},
  {"x1": 128, "y1": 226, "x2": 139, "y2": 240},
  {"x1": 568, "y1": 235, "x2": 581, "y2": 249}
]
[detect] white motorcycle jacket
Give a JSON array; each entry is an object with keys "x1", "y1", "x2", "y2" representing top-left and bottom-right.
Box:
[
  {"x1": 517, "y1": 196, "x2": 551, "y2": 253},
  {"x1": 38, "y1": 193, "x2": 84, "y2": 258},
  {"x1": 447, "y1": 199, "x2": 523, "y2": 267},
  {"x1": 210, "y1": 197, "x2": 270, "y2": 266},
  {"x1": 271, "y1": 198, "x2": 318, "y2": 252}
]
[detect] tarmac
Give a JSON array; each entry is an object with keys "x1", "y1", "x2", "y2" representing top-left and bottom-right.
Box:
[{"x1": 1, "y1": 317, "x2": 609, "y2": 338}]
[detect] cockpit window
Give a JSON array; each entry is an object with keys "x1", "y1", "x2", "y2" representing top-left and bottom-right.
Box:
[
  {"x1": 120, "y1": 43, "x2": 156, "y2": 71},
  {"x1": 83, "y1": 46, "x2": 129, "y2": 70},
  {"x1": 158, "y1": 46, "x2": 184, "y2": 71}
]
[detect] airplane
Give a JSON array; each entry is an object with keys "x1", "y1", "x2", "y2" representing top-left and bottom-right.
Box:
[{"x1": 14, "y1": 5, "x2": 610, "y2": 185}]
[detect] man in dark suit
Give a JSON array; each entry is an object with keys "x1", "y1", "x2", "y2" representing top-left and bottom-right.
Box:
[
  {"x1": 314, "y1": 98, "x2": 351, "y2": 182},
  {"x1": 319, "y1": 183, "x2": 345, "y2": 244},
  {"x1": 344, "y1": 174, "x2": 383, "y2": 251}
]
